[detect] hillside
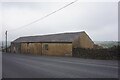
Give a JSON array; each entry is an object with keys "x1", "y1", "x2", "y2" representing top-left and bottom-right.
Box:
[
  {"x1": 0, "y1": 41, "x2": 11, "y2": 48},
  {"x1": 94, "y1": 41, "x2": 119, "y2": 48}
]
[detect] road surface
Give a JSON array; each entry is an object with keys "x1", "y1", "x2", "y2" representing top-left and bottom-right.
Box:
[
  {"x1": 0, "y1": 51, "x2": 2, "y2": 79},
  {"x1": 2, "y1": 53, "x2": 118, "y2": 78}
]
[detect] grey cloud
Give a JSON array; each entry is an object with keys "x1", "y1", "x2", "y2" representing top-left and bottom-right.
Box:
[{"x1": 2, "y1": 2, "x2": 118, "y2": 41}]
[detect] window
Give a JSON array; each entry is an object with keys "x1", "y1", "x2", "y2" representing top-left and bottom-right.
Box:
[{"x1": 44, "y1": 44, "x2": 48, "y2": 50}]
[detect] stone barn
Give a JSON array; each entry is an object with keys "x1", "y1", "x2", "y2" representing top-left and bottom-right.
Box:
[{"x1": 11, "y1": 31, "x2": 94, "y2": 56}]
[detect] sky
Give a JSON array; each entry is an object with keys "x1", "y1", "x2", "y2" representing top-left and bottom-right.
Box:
[{"x1": 0, "y1": 0, "x2": 119, "y2": 42}]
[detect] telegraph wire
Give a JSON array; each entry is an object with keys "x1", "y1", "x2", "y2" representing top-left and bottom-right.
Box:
[
  {"x1": 8, "y1": 0, "x2": 78, "y2": 33},
  {"x1": 4, "y1": 0, "x2": 78, "y2": 49}
]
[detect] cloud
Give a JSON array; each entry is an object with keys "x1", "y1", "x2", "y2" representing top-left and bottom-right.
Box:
[{"x1": 1, "y1": 2, "x2": 118, "y2": 41}]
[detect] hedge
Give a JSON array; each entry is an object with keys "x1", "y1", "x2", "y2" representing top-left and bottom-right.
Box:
[{"x1": 72, "y1": 46, "x2": 119, "y2": 60}]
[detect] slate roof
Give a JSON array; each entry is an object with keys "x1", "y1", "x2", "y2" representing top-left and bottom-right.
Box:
[{"x1": 12, "y1": 31, "x2": 85, "y2": 43}]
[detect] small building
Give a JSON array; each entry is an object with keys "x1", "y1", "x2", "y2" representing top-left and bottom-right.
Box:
[{"x1": 11, "y1": 31, "x2": 94, "y2": 56}]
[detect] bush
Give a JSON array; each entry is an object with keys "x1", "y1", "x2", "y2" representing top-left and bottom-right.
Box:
[{"x1": 72, "y1": 46, "x2": 119, "y2": 60}]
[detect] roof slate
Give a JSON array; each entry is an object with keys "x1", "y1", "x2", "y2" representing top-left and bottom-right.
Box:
[{"x1": 12, "y1": 31, "x2": 85, "y2": 43}]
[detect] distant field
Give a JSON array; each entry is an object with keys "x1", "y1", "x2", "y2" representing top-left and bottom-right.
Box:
[
  {"x1": 0, "y1": 41, "x2": 11, "y2": 48},
  {"x1": 94, "y1": 41, "x2": 119, "y2": 48}
]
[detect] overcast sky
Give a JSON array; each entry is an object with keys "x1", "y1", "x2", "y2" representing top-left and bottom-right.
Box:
[{"x1": 0, "y1": 0, "x2": 118, "y2": 42}]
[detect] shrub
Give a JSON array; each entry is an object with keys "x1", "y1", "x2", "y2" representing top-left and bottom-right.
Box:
[{"x1": 72, "y1": 46, "x2": 118, "y2": 60}]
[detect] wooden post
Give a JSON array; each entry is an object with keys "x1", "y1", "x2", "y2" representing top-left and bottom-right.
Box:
[{"x1": 5, "y1": 31, "x2": 7, "y2": 53}]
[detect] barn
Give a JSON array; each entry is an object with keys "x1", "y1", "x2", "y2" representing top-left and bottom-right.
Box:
[{"x1": 11, "y1": 31, "x2": 94, "y2": 56}]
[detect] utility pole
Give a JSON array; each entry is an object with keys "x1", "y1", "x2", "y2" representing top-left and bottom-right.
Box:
[
  {"x1": 2, "y1": 41, "x2": 3, "y2": 52},
  {"x1": 5, "y1": 31, "x2": 7, "y2": 53}
]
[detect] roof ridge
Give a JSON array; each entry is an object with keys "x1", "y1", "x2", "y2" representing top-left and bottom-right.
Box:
[
  {"x1": 20, "y1": 31, "x2": 85, "y2": 38},
  {"x1": 12, "y1": 31, "x2": 85, "y2": 43}
]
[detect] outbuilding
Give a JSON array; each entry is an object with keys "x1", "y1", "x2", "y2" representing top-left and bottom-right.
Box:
[{"x1": 11, "y1": 31, "x2": 94, "y2": 56}]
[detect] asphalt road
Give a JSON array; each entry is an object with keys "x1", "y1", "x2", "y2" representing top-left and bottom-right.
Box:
[
  {"x1": 2, "y1": 53, "x2": 118, "y2": 78},
  {"x1": 0, "y1": 51, "x2": 2, "y2": 79}
]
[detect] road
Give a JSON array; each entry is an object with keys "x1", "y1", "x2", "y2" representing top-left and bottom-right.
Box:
[
  {"x1": 2, "y1": 53, "x2": 118, "y2": 78},
  {"x1": 0, "y1": 51, "x2": 2, "y2": 79}
]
